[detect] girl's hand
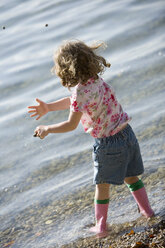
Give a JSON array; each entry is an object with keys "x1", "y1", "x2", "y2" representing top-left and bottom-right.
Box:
[
  {"x1": 34, "y1": 125, "x2": 49, "y2": 139},
  {"x1": 28, "y1": 98, "x2": 49, "y2": 120}
]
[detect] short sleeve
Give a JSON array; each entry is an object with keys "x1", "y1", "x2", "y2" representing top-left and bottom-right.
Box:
[{"x1": 70, "y1": 88, "x2": 84, "y2": 112}]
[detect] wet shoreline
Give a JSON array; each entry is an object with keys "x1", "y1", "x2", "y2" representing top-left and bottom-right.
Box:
[
  {"x1": 62, "y1": 216, "x2": 165, "y2": 248},
  {"x1": 0, "y1": 166, "x2": 164, "y2": 247}
]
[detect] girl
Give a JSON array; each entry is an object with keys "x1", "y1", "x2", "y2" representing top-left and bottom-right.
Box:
[{"x1": 28, "y1": 40, "x2": 154, "y2": 237}]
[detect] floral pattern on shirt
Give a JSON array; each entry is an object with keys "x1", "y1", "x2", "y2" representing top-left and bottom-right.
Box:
[{"x1": 70, "y1": 77, "x2": 131, "y2": 138}]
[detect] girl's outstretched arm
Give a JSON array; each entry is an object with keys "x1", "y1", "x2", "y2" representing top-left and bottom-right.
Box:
[
  {"x1": 47, "y1": 97, "x2": 71, "y2": 111},
  {"x1": 34, "y1": 111, "x2": 82, "y2": 139},
  {"x1": 28, "y1": 97, "x2": 71, "y2": 120}
]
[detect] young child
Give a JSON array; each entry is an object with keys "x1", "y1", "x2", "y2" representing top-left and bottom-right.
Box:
[{"x1": 28, "y1": 40, "x2": 154, "y2": 237}]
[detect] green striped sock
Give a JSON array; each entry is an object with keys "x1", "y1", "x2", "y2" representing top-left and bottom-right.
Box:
[
  {"x1": 94, "y1": 199, "x2": 109, "y2": 204},
  {"x1": 127, "y1": 179, "x2": 144, "y2": 192}
]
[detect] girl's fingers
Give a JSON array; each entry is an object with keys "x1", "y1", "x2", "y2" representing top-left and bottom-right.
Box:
[
  {"x1": 36, "y1": 98, "x2": 42, "y2": 104},
  {"x1": 30, "y1": 113, "x2": 38, "y2": 117},
  {"x1": 28, "y1": 110, "x2": 36, "y2": 113},
  {"x1": 36, "y1": 116, "x2": 41, "y2": 120},
  {"x1": 34, "y1": 128, "x2": 39, "y2": 136},
  {"x1": 28, "y1": 106, "x2": 37, "y2": 109}
]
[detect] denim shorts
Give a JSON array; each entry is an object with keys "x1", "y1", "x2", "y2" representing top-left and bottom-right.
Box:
[{"x1": 92, "y1": 124, "x2": 144, "y2": 185}]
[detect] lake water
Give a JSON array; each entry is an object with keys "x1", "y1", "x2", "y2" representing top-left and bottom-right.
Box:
[{"x1": 0, "y1": 0, "x2": 165, "y2": 247}]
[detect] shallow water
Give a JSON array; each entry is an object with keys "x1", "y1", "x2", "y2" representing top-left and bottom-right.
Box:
[{"x1": 0, "y1": 0, "x2": 165, "y2": 247}]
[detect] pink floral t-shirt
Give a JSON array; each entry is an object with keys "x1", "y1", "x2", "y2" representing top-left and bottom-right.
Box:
[{"x1": 70, "y1": 77, "x2": 131, "y2": 138}]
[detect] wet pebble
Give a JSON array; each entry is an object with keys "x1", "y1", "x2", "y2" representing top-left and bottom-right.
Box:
[{"x1": 45, "y1": 220, "x2": 53, "y2": 225}]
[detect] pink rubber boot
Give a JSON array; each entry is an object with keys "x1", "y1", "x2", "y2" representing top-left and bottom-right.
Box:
[
  {"x1": 132, "y1": 187, "x2": 154, "y2": 218},
  {"x1": 127, "y1": 180, "x2": 154, "y2": 218},
  {"x1": 90, "y1": 200, "x2": 109, "y2": 237}
]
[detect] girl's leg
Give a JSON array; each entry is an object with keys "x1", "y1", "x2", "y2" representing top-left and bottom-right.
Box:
[
  {"x1": 90, "y1": 183, "x2": 109, "y2": 236},
  {"x1": 95, "y1": 183, "x2": 110, "y2": 200},
  {"x1": 125, "y1": 176, "x2": 154, "y2": 218}
]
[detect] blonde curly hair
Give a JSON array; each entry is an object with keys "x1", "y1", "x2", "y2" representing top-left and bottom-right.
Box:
[{"x1": 51, "y1": 40, "x2": 111, "y2": 88}]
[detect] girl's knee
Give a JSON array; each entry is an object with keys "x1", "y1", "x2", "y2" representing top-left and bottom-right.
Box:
[
  {"x1": 124, "y1": 176, "x2": 139, "y2": 184},
  {"x1": 96, "y1": 183, "x2": 109, "y2": 190}
]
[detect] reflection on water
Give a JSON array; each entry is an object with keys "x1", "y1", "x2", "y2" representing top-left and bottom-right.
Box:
[{"x1": 0, "y1": 0, "x2": 165, "y2": 247}]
